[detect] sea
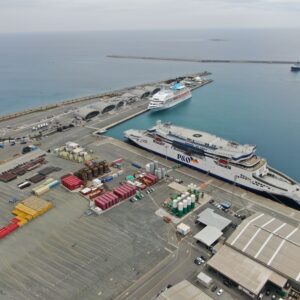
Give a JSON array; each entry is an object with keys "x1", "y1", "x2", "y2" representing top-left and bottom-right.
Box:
[{"x1": 0, "y1": 29, "x2": 300, "y2": 181}]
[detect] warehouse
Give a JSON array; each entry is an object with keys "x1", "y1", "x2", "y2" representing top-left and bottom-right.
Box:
[
  {"x1": 227, "y1": 213, "x2": 300, "y2": 285},
  {"x1": 75, "y1": 98, "x2": 126, "y2": 120},
  {"x1": 194, "y1": 225, "x2": 223, "y2": 246},
  {"x1": 157, "y1": 280, "x2": 213, "y2": 300},
  {"x1": 196, "y1": 208, "x2": 231, "y2": 231},
  {"x1": 208, "y1": 245, "x2": 287, "y2": 298}
]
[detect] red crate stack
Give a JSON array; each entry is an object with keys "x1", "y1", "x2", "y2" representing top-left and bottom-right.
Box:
[{"x1": 61, "y1": 175, "x2": 83, "y2": 191}]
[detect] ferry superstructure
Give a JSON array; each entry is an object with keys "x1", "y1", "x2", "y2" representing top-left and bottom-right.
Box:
[
  {"x1": 148, "y1": 83, "x2": 192, "y2": 111},
  {"x1": 124, "y1": 121, "x2": 300, "y2": 207}
]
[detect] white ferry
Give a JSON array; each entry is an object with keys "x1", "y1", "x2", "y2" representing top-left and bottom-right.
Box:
[
  {"x1": 148, "y1": 83, "x2": 192, "y2": 111},
  {"x1": 124, "y1": 121, "x2": 300, "y2": 207}
]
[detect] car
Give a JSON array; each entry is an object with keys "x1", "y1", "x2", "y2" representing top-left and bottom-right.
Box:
[
  {"x1": 10, "y1": 142, "x2": 16, "y2": 146},
  {"x1": 20, "y1": 140, "x2": 27, "y2": 144},
  {"x1": 265, "y1": 289, "x2": 271, "y2": 296},
  {"x1": 217, "y1": 288, "x2": 223, "y2": 296},
  {"x1": 211, "y1": 285, "x2": 218, "y2": 292},
  {"x1": 258, "y1": 293, "x2": 264, "y2": 300},
  {"x1": 194, "y1": 257, "x2": 202, "y2": 265},
  {"x1": 200, "y1": 256, "x2": 206, "y2": 262},
  {"x1": 129, "y1": 198, "x2": 135, "y2": 203},
  {"x1": 223, "y1": 280, "x2": 232, "y2": 287}
]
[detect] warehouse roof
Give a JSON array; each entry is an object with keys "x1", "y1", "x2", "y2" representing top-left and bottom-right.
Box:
[
  {"x1": 157, "y1": 280, "x2": 213, "y2": 300},
  {"x1": 194, "y1": 226, "x2": 223, "y2": 246},
  {"x1": 226, "y1": 213, "x2": 300, "y2": 283},
  {"x1": 208, "y1": 245, "x2": 287, "y2": 296},
  {"x1": 196, "y1": 208, "x2": 231, "y2": 231}
]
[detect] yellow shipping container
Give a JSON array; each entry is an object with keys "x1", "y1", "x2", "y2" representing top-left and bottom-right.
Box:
[
  {"x1": 15, "y1": 203, "x2": 39, "y2": 218},
  {"x1": 17, "y1": 217, "x2": 28, "y2": 227}
]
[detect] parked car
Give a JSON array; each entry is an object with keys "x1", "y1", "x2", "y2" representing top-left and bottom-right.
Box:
[
  {"x1": 217, "y1": 288, "x2": 223, "y2": 296},
  {"x1": 258, "y1": 293, "x2": 264, "y2": 299},
  {"x1": 211, "y1": 285, "x2": 218, "y2": 292},
  {"x1": 223, "y1": 280, "x2": 232, "y2": 287},
  {"x1": 194, "y1": 257, "x2": 203, "y2": 265}
]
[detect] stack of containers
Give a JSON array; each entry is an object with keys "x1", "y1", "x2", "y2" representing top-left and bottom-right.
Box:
[
  {"x1": 145, "y1": 173, "x2": 158, "y2": 184},
  {"x1": 94, "y1": 192, "x2": 119, "y2": 211},
  {"x1": 113, "y1": 183, "x2": 137, "y2": 200},
  {"x1": 61, "y1": 175, "x2": 83, "y2": 191}
]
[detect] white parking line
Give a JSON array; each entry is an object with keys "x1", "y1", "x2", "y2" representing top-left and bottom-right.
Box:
[
  {"x1": 267, "y1": 227, "x2": 298, "y2": 266},
  {"x1": 231, "y1": 214, "x2": 264, "y2": 246},
  {"x1": 242, "y1": 217, "x2": 275, "y2": 252},
  {"x1": 254, "y1": 223, "x2": 286, "y2": 259}
]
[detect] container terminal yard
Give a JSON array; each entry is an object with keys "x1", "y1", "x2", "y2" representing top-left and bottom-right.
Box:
[{"x1": 0, "y1": 73, "x2": 300, "y2": 300}]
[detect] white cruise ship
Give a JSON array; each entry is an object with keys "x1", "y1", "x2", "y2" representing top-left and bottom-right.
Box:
[
  {"x1": 124, "y1": 121, "x2": 300, "y2": 207},
  {"x1": 148, "y1": 83, "x2": 192, "y2": 111}
]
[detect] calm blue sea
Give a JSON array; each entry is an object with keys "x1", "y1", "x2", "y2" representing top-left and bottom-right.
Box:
[{"x1": 0, "y1": 29, "x2": 300, "y2": 180}]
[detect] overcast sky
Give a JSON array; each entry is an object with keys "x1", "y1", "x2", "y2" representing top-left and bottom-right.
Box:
[{"x1": 0, "y1": 0, "x2": 300, "y2": 33}]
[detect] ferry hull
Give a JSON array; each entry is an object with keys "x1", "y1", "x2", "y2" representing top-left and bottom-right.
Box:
[{"x1": 125, "y1": 135, "x2": 300, "y2": 209}]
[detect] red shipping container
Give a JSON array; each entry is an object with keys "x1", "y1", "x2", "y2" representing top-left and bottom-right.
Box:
[
  {"x1": 101, "y1": 195, "x2": 112, "y2": 207},
  {"x1": 123, "y1": 186, "x2": 133, "y2": 197},
  {"x1": 95, "y1": 199, "x2": 106, "y2": 210},
  {"x1": 125, "y1": 183, "x2": 137, "y2": 193},
  {"x1": 61, "y1": 175, "x2": 83, "y2": 190},
  {"x1": 10, "y1": 218, "x2": 19, "y2": 224},
  {"x1": 145, "y1": 174, "x2": 156, "y2": 181},
  {"x1": 119, "y1": 186, "x2": 130, "y2": 198},
  {"x1": 106, "y1": 193, "x2": 116, "y2": 205},
  {"x1": 113, "y1": 188, "x2": 125, "y2": 200},
  {"x1": 107, "y1": 193, "x2": 117, "y2": 206},
  {"x1": 102, "y1": 194, "x2": 113, "y2": 207},
  {"x1": 123, "y1": 184, "x2": 135, "y2": 196},
  {"x1": 0, "y1": 223, "x2": 19, "y2": 239}
]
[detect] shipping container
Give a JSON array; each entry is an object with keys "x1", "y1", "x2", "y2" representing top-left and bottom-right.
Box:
[
  {"x1": 18, "y1": 181, "x2": 31, "y2": 189},
  {"x1": 119, "y1": 186, "x2": 130, "y2": 198},
  {"x1": 131, "y1": 162, "x2": 141, "y2": 169},
  {"x1": 113, "y1": 188, "x2": 125, "y2": 200},
  {"x1": 112, "y1": 158, "x2": 124, "y2": 165}
]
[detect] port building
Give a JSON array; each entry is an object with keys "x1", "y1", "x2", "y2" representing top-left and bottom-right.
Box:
[
  {"x1": 157, "y1": 280, "x2": 213, "y2": 300},
  {"x1": 208, "y1": 212, "x2": 300, "y2": 298},
  {"x1": 196, "y1": 208, "x2": 231, "y2": 231}
]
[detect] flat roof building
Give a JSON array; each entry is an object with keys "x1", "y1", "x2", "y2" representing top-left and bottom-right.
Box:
[
  {"x1": 208, "y1": 245, "x2": 287, "y2": 298},
  {"x1": 193, "y1": 225, "x2": 223, "y2": 246},
  {"x1": 196, "y1": 208, "x2": 231, "y2": 231},
  {"x1": 226, "y1": 213, "x2": 300, "y2": 284},
  {"x1": 157, "y1": 280, "x2": 213, "y2": 300}
]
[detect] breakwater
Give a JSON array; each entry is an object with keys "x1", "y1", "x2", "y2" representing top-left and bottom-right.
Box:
[{"x1": 107, "y1": 55, "x2": 297, "y2": 65}]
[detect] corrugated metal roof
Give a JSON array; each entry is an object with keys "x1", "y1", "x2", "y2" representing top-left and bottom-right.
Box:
[
  {"x1": 226, "y1": 213, "x2": 300, "y2": 283},
  {"x1": 208, "y1": 245, "x2": 287, "y2": 296},
  {"x1": 194, "y1": 226, "x2": 223, "y2": 246},
  {"x1": 157, "y1": 280, "x2": 213, "y2": 300},
  {"x1": 197, "y1": 208, "x2": 231, "y2": 231}
]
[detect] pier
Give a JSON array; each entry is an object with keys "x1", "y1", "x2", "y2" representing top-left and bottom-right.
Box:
[{"x1": 107, "y1": 55, "x2": 296, "y2": 65}]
